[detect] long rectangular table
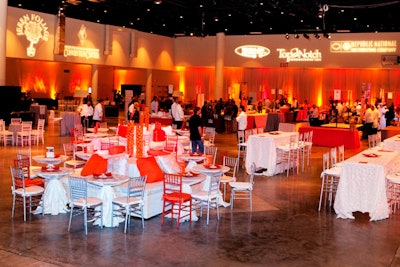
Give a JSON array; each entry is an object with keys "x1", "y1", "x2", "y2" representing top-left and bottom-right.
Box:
[
  {"x1": 245, "y1": 131, "x2": 297, "y2": 176},
  {"x1": 334, "y1": 147, "x2": 400, "y2": 221},
  {"x1": 299, "y1": 126, "x2": 360, "y2": 149},
  {"x1": 382, "y1": 134, "x2": 400, "y2": 151}
]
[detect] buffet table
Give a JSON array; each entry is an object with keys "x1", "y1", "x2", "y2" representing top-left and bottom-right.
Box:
[
  {"x1": 382, "y1": 134, "x2": 400, "y2": 151},
  {"x1": 149, "y1": 116, "x2": 173, "y2": 126},
  {"x1": 299, "y1": 126, "x2": 360, "y2": 149},
  {"x1": 247, "y1": 114, "x2": 268, "y2": 130},
  {"x1": 381, "y1": 126, "x2": 400, "y2": 140},
  {"x1": 334, "y1": 147, "x2": 400, "y2": 221}
]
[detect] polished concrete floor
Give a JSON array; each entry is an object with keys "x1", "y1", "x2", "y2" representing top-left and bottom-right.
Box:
[{"x1": 1, "y1": 125, "x2": 400, "y2": 267}]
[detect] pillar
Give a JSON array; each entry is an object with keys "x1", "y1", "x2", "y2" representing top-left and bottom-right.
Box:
[
  {"x1": 91, "y1": 65, "x2": 98, "y2": 101},
  {"x1": 0, "y1": 0, "x2": 7, "y2": 85},
  {"x1": 214, "y1": 32, "x2": 225, "y2": 100},
  {"x1": 145, "y1": 69, "x2": 152, "y2": 107}
]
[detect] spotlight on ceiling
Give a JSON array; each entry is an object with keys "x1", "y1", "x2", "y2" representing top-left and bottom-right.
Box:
[
  {"x1": 313, "y1": 33, "x2": 321, "y2": 39},
  {"x1": 294, "y1": 33, "x2": 299, "y2": 39},
  {"x1": 303, "y1": 33, "x2": 310, "y2": 39},
  {"x1": 323, "y1": 33, "x2": 331, "y2": 39},
  {"x1": 154, "y1": 0, "x2": 162, "y2": 4},
  {"x1": 317, "y1": 8, "x2": 324, "y2": 19},
  {"x1": 285, "y1": 33, "x2": 289, "y2": 39}
]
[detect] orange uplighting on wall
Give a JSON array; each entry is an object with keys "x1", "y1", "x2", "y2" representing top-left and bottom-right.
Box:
[{"x1": 176, "y1": 66, "x2": 186, "y2": 97}]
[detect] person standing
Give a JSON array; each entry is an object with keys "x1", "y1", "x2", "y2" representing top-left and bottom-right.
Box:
[
  {"x1": 151, "y1": 96, "x2": 159, "y2": 113},
  {"x1": 172, "y1": 99, "x2": 184, "y2": 129},
  {"x1": 92, "y1": 99, "x2": 104, "y2": 126},
  {"x1": 236, "y1": 106, "x2": 247, "y2": 140},
  {"x1": 79, "y1": 98, "x2": 94, "y2": 129},
  {"x1": 364, "y1": 104, "x2": 375, "y2": 135},
  {"x1": 189, "y1": 107, "x2": 204, "y2": 153},
  {"x1": 379, "y1": 103, "x2": 387, "y2": 130}
]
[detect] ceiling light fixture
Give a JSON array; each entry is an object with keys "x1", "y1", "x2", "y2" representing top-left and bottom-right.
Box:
[
  {"x1": 294, "y1": 33, "x2": 299, "y2": 39},
  {"x1": 323, "y1": 33, "x2": 331, "y2": 39},
  {"x1": 154, "y1": 0, "x2": 162, "y2": 4},
  {"x1": 313, "y1": 33, "x2": 321, "y2": 39},
  {"x1": 285, "y1": 33, "x2": 289, "y2": 39},
  {"x1": 303, "y1": 33, "x2": 310, "y2": 39}
]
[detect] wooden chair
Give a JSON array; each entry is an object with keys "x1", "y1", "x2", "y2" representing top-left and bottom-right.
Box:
[
  {"x1": 0, "y1": 119, "x2": 14, "y2": 146},
  {"x1": 31, "y1": 119, "x2": 45, "y2": 145},
  {"x1": 162, "y1": 173, "x2": 192, "y2": 228},
  {"x1": 16, "y1": 122, "x2": 32, "y2": 146}
]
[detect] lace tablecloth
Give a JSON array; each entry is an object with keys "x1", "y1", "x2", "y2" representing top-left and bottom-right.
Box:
[
  {"x1": 382, "y1": 135, "x2": 400, "y2": 151},
  {"x1": 334, "y1": 147, "x2": 400, "y2": 221},
  {"x1": 245, "y1": 131, "x2": 297, "y2": 176}
]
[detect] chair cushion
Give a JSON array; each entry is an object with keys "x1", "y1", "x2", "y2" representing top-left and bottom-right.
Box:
[
  {"x1": 147, "y1": 149, "x2": 170, "y2": 156},
  {"x1": 229, "y1": 181, "x2": 252, "y2": 190},
  {"x1": 117, "y1": 125, "x2": 128, "y2": 138},
  {"x1": 153, "y1": 128, "x2": 166, "y2": 142},
  {"x1": 15, "y1": 178, "x2": 44, "y2": 187},
  {"x1": 163, "y1": 192, "x2": 191, "y2": 202},
  {"x1": 108, "y1": 145, "x2": 125, "y2": 155},
  {"x1": 81, "y1": 154, "x2": 108, "y2": 176},
  {"x1": 155, "y1": 154, "x2": 181, "y2": 174},
  {"x1": 137, "y1": 157, "x2": 164, "y2": 183}
]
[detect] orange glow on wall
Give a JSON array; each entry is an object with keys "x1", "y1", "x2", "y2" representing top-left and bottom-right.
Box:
[{"x1": 176, "y1": 66, "x2": 186, "y2": 98}]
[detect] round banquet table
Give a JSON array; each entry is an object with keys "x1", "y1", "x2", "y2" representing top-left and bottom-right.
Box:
[
  {"x1": 191, "y1": 163, "x2": 230, "y2": 207},
  {"x1": 32, "y1": 155, "x2": 69, "y2": 168},
  {"x1": 179, "y1": 153, "x2": 206, "y2": 162},
  {"x1": 33, "y1": 167, "x2": 75, "y2": 215},
  {"x1": 84, "y1": 132, "x2": 110, "y2": 138}
]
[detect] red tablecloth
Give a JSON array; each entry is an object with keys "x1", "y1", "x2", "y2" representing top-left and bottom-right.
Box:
[
  {"x1": 149, "y1": 117, "x2": 173, "y2": 126},
  {"x1": 299, "y1": 126, "x2": 360, "y2": 149},
  {"x1": 246, "y1": 116, "x2": 255, "y2": 129},
  {"x1": 296, "y1": 110, "x2": 308, "y2": 121}
]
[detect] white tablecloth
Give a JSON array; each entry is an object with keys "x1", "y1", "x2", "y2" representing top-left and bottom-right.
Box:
[
  {"x1": 66, "y1": 172, "x2": 129, "y2": 227},
  {"x1": 382, "y1": 135, "x2": 400, "y2": 151},
  {"x1": 33, "y1": 168, "x2": 75, "y2": 215},
  {"x1": 245, "y1": 131, "x2": 298, "y2": 176},
  {"x1": 334, "y1": 147, "x2": 400, "y2": 221}
]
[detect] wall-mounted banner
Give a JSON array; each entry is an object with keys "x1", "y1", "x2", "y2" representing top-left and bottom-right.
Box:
[
  {"x1": 330, "y1": 40, "x2": 397, "y2": 53},
  {"x1": 234, "y1": 45, "x2": 270, "y2": 59},
  {"x1": 277, "y1": 48, "x2": 322, "y2": 62},
  {"x1": 16, "y1": 14, "x2": 50, "y2": 57}
]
